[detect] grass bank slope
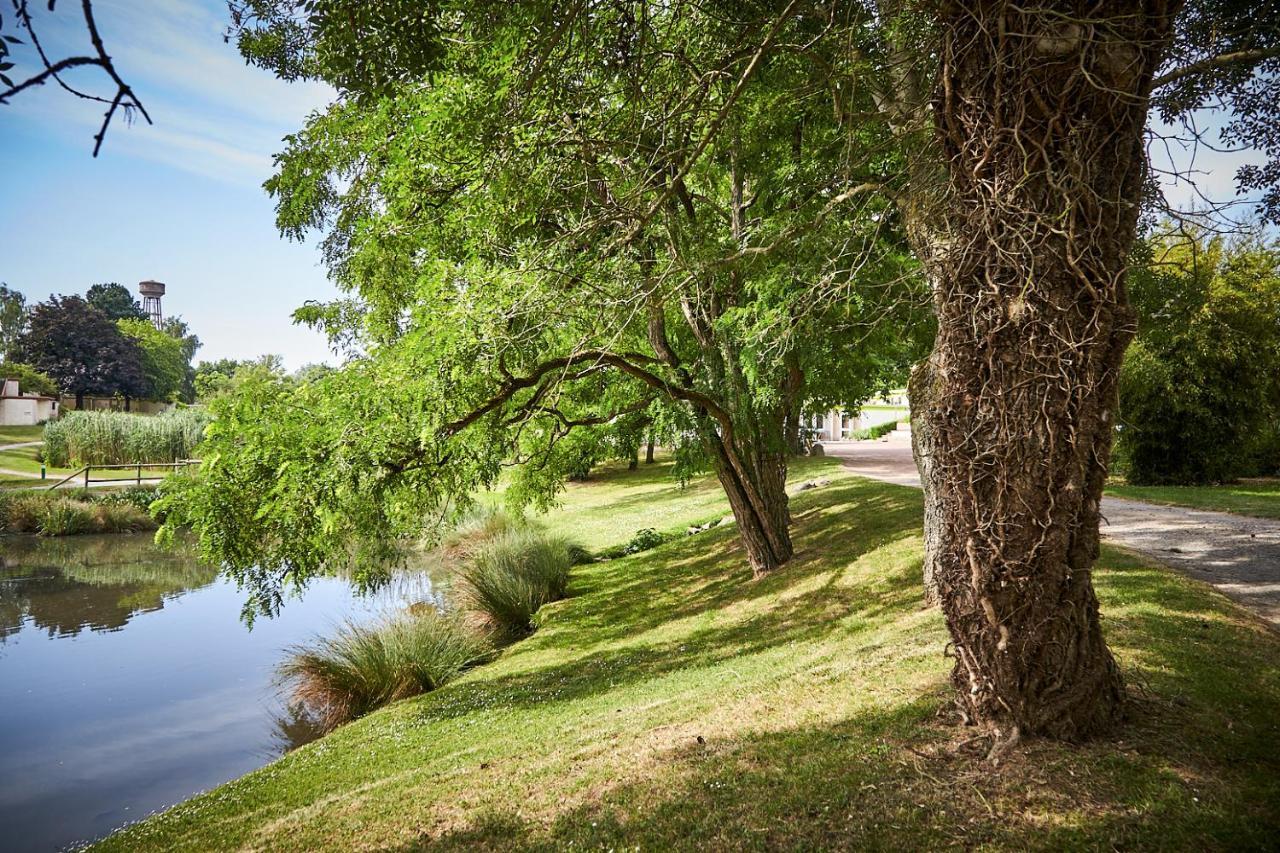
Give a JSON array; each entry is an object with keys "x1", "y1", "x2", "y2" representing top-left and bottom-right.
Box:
[{"x1": 102, "y1": 463, "x2": 1280, "y2": 851}]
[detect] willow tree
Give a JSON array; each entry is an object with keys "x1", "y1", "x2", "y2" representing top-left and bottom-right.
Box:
[{"x1": 157, "y1": 1, "x2": 918, "y2": 603}]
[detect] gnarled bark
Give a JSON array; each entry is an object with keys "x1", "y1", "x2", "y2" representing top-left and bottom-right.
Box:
[
  {"x1": 707, "y1": 429, "x2": 792, "y2": 577},
  {"x1": 908, "y1": 1, "x2": 1179, "y2": 740}
]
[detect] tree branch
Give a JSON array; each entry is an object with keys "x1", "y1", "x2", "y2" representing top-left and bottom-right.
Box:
[{"x1": 1153, "y1": 46, "x2": 1280, "y2": 90}]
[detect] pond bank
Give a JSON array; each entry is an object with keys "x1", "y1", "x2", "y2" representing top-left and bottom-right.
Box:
[
  {"x1": 0, "y1": 534, "x2": 444, "y2": 852},
  {"x1": 95, "y1": 461, "x2": 1280, "y2": 851}
]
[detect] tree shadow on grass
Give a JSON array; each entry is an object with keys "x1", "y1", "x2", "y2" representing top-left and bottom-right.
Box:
[
  {"x1": 401, "y1": 681, "x2": 1280, "y2": 852},
  {"x1": 413, "y1": 482, "x2": 927, "y2": 724}
]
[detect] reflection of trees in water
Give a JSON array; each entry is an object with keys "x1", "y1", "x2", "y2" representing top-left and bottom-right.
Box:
[
  {"x1": 266, "y1": 703, "x2": 327, "y2": 757},
  {"x1": 0, "y1": 535, "x2": 217, "y2": 639}
]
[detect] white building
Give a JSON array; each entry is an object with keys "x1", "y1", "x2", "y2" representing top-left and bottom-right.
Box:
[
  {"x1": 0, "y1": 377, "x2": 59, "y2": 426},
  {"x1": 805, "y1": 390, "x2": 910, "y2": 442}
]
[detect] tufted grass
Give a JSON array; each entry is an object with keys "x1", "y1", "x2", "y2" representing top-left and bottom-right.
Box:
[{"x1": 98, "y1": 462, "x2": 1280, "y2": 851}]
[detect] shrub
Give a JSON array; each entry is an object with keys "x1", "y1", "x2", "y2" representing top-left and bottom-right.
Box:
[
  {"x1": 91, "y1": 502, "x2": 154, "y2": 534},
  {"x1": 0, "y1": 489, "x2": 159, "y2": 535},
  {"x1": 455, "y1": 528, "x2": 576, "y2": 637},
  {"x1": 1117, "y1": 231, "x2": 1280, "y2": 485},
  {"x1": 852, "y1": 420, "x2": 901, "y2": 441},
  {"x1": 625, "y1": 528, "x2": 666, "y2": 554},
  {"x1": 0, "y1": 361, "x2": 59, "y2": 398},
  {"x1": 278, "y1": 610, "x2": 490, "y2": 733},
  {"x1": 42, "y1": 408, "x2": 211, "y2": 467},
  {"x1": 36, "y1": 499, "x2": 94, "y2": 536}
]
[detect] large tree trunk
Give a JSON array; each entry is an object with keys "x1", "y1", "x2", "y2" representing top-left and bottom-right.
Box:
[
  {"x1": 910, "y1": 1, "x2": 1177, "y2": 742},
  {"x1": 710, "y1": 439, "x2": 792, "y2": 577},
  {"x1": 645, "y1": 433, "x2": 656, "y2": 464}
]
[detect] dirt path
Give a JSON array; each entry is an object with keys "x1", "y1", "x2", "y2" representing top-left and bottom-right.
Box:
[
  {"x1": 824, "y1": 432, "x2": 1280, "y2": 625},
  {"x1": 0, "y1": 441, "x2": 42, "y2": 452}
]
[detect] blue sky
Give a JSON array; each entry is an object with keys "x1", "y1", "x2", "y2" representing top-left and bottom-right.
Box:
[
  {"x1": 0, "y1": 0, "x2": 338, "y2": 369},
  {"x1": 0, "y1": 2, "x2": 1269, "y2": 371}
]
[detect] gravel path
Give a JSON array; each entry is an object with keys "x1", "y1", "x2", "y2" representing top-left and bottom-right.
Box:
[{"x1": 823, "y1": 433, "x2": 1280, "y2": 625}]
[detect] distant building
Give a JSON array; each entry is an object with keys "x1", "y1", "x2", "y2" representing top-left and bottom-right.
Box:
[
  {"x1": 805, "y1": 390, "x2": 910, "y2": 442},
  {"x1": 0, "y1": 377, "x2": 59, "y2": 426}
]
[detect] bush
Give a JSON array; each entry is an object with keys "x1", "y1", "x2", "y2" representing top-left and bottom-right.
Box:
[
  {"x1": 36, "y1": 499, "x2": 94, "y2": 536},
  {"x1": 455, "y1": 528, "x2": 576, "y2": 637},
  {"x1": 278, "y1": 610, "x2": 490, "y2": 733},
  {"x1": 852, "y1": 420, "x2": 901, "y2": 441},
  {"x1": 43, "y1": 408, "x2": 211, "y2": 467},
  {"x1": 624, "y1": 528, "x2": 666, "y2": 554},
  {"x1": 1118, "y1": 232, "x2": 1280, "y2": 485},
  {"x1": 0, "y1": 489, "x2": 160, "y2": 535}
]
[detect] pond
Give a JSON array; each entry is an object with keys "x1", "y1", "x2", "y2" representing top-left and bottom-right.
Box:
[{"x1": 0, "y1": 534, "x2": 444, "y2": 852}]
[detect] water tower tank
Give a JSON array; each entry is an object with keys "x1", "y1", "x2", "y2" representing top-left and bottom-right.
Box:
[{"x1": 138, "y1": 280, "x2": 165, "y2": 327}]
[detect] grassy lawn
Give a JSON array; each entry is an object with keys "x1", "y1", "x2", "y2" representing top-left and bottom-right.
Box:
[
  {"x1": 0, "y1": 424, "x2": 45, "y2": 445},
  {"x1": 99, "y1": 462, "x2": 1280, "y2": 851},
  {"x1": 1107, "y1": 480, "x2": 1280, "y2": 520}
]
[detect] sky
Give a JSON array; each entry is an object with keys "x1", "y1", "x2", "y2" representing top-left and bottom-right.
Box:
[
  {"x1": 0, "y1": 3, "x2": 1270, "y2": 371},
  {"x1": 0, "y1": 0, "x2": 338, "y2": 369}
]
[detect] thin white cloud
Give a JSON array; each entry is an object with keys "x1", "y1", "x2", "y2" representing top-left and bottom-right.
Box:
[{"x1": 2, "y1": 0, "x2": 334, "y2": 188}]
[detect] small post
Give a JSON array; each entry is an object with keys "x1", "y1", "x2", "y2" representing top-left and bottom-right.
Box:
[
  {"x1": 40, "y1": 464, "x2": 46, "y2": 480},
  {"x1": 84, "y1": 466, "x2": 90, "y2": 489},
  {"x1": 137, "y1": 463, "x2": 142, "y2": 486}
]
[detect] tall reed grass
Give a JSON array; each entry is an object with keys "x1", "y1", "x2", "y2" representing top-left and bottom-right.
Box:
[
  {"x1": 278, "y1": 610, "x2": 491, "y2": 733},
  {"x1": 43, "y1": 409, "x2": 211, "y2": 467}
]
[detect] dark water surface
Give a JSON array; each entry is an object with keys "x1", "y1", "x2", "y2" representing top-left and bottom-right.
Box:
[{"x1": 0, "y1": 534, "x2": 442, "y2": 852}]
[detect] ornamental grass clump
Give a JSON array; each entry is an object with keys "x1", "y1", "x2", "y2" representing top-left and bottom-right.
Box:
[
  {"x1": 278, "y1": 610, "x2": 491, "y2": 733},
  {"x1": 455, "y1": 528, "x2": 576, "y2": 638},
  {"x1": 43, "y1": 408, "x2": 210, "y2": 467}
]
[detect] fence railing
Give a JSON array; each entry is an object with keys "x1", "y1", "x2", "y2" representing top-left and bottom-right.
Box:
[{"x1": 47, "y1": 460, "x2": 201, "y2": 491}]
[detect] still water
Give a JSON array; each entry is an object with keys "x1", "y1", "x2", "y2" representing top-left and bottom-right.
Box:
[{"x1": 0, "y1": 534, "x2": 443, "y2": 852}]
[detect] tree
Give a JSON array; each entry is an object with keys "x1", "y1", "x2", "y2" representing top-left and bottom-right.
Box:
[
  {"x1": 0, "y1": 283, "x2": 26, "y2": 360},
  {"x1": 0, "y1": 361, "x2": 58, "y2": 397},
  {"x1": 194, "y1": 355, "x2": 285, "y2": 401},
  {"x1": 86, "y1": 282, "x2": 146, "y2": 322},
  {"x1": 888, "y1": 1, "x2": 1280, "y2": 741},
  {"x1": 1118, "y1": 229, "x2": 1280, "y2": 484},
  {"x1": 159, "y1": 316, "x2": 203, "y2": 402},
  {"x1": 118, "y1": 318, "x2": 188, "y2": 403},
  {"x1": 14, "y1": 295, "x2": 145, "y2": 408},
  {"x1": 155, "y1": 1, "x2": 919, "y2": 608}
]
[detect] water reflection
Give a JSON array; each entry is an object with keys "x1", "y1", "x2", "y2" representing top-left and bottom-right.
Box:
[
  {"x1": 0, "y1": 533, "x2": 445, "y2": 853},
  {"x1": 1, "y1": 536, "x2": 219, "y2": 640}
]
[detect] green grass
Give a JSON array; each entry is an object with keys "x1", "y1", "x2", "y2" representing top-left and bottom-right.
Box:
[
  {"x1": 98, "y1": 463, "x2": 1280, "y2": 851},
  {"x1": 1107, "y1": 480, "x2": 1280, "y2": 520},
  {"x1": 0, "y1": 424, "x2": 45, "y2": 444}
]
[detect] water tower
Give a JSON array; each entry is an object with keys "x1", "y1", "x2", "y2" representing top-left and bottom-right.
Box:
[{"x1": 138, "y1": 280, "x2": 165, "y2": 328}]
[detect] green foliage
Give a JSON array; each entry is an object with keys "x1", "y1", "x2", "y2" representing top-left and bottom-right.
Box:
[
  {"x1": 0, "y1": 490, "x2": 156, "y2": 536},
  {"x1": 0, "y1": 360, "x2": 57, "y2": 397},
  {"x1": 42, "y1": 409, "x2": 210, "y2": 467},
  {"x1": 86, "y1": 282, "x2": 146, "y2": 322},
  {"x1": 0, "y1": 283, "x2": 26, "y2": 361},
  {"x1": 118, "y1": 318, "x2": 189, "y2": 401},
  {"x1": 851, "y1": 420, "x2": 903, "y2": 441},
  {"x1": 455, "y1": 527, "x2": 575, "y2": 638},
  {"x1": 278, "y1": 609, "x2": 491, "y2": 734},
  {"x1": 624, "y1": 528, "x2": 667, "y2": 555},
  {"x1": 167, "y1": 1, "x2": 923, "y2": 607},
  {"x1": 14, "y1": 295, "x2": 146, "y2": 401},
  {"x1": 1118, "y1": 230, "x2": 1280, "y2": 484},
  {"x1": 193, "y1": 355, "x2": 285, "y2": 401}
]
